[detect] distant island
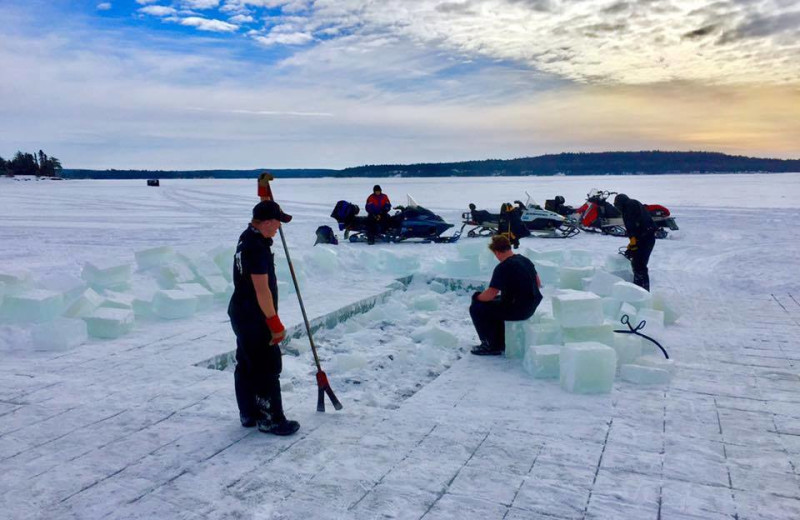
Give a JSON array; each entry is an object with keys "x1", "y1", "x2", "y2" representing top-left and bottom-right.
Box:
[{"x1": 52, "y1": 151, "x2": 800, "y2": 179}]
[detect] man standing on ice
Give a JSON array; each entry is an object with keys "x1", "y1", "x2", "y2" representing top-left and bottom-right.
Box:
[
  {"x1": 228, "y1": 200, "x2": 300, "y2": 436},
  {"x1": 613, "y1": 193, "x2": 656, "y2": 291},
  {"x1": 470, "y1": 235, "x2": 543, "y2": 355},
  {"x1": 365, "y1": 184, "x2": 391, "y2": 245}
]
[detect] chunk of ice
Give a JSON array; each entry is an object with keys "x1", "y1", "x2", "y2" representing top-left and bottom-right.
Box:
[
  {"x1": 0, "y1": 269, "x2": 33, "y2": 295},
  {"x1": 605, "y1": 254, "x2": 632, "y2": 275},
  {"x1": 457, "y1": 240, "x2": 487, "y2": 259},
  {"x1": 152, "y1": 290, "x2": 197, "y2": 320},
  {"x1": 611, "y1": 281, "x2": 652, "y2": 310},
  {"x1": 38, "y1": 273, "x2": 86, "y2": 303},
  {"x1": 100, "y1": 290, "x2": 135, "y2": 310},
  {"x1": 81, "y1": 261, "x2": 132, "y2": 290},
  {"x1": 31, "y1": 318, "x2": 88, "y2": 351},
  {"x1": 529, "y1": 322, "x2": 563, "y2": 346},
  {"x1": 84, "y1": 308, "x2": 135, "y2": 338},
  {"x1": 635, "y1": 354, "x2": 675, "y2": 373},
  {"x1": 306, "y1": 246, "x2": 339, "y2": 275},
  {"x1": 536, "y1": 250, "x2": 565, "y2": 264},
  {"x1": 378, "y1": 249, "x2": 420, "y2": 275},
  {"x1": 504, "y1": 320, "x2": 530, "y2": 359},
  {"x1": 602, "y1": 297, "x2": 622, "y2": 320},
  {"x1": 561, "y1": 323, "x2": 615, "y2": 346},
  {"x1": 552, "y1": 291, "x2": 604, "y2": 328},
  {"x1": 565, "y1": 250, "x2": 593, "y2": 268},
  {"x1": 410, "y1": 324, "x2": 458, "y2": 348},
  {"x1": 560, "y1": 267, "x2": 595, "y2": 290},
  {"x1": 1, "y1": 290, "x2": 64, "y2": 323},
  {"x1": 523, "y1": 345, "x2": 560, "y2": 379},
  {"x1": 559, "y1": 342, "x2": 617, "y2": 394},
  {"x1": 620, "y1": 364, "x2": 671, "y2": 385},
  {"x1": 583, "y1": 270, "x2": 625, "y2": 297},
  {"x1": 153, "y1": 262, "x2": 196, "y2": 289},
  {"x1": 411, "y1": 294, "x2": 439, "y2": 311},
  {"x1": 612, "y1": 333, "x2": 642, "y2": 368},
  {"x1": 135, "y1": 246, "x2": 175, "y2": 270},
  {"x1": 635, "y1": 308, "x2": 665, "y2": 331},
  {"x1": 428, "y1": 281, "x2": 447, "y2": 294},
  {"x1": 652, "y1": 291, "x2": 681, "y2": 325},
  {"x1": 208, "y1": 245, "x2": 236, "y2": 282},
  {"x1": 177, "y1": 283, "x2": 214, "y2": 311},
  {"x1": 181, "y1": 253, "x2": 224, "y2": 279},
  {"x1": 64, "y1": 288, "x2": 104, "y2": 318},
  {"x1": 442, "y1": 258, "x2": 480, "y2": 278},
  {"x1": 617, "y1": 302, "x2": 638, "y2": 323},
  {"x1": 534, "y1": 261, "x2": 560, "y2": 287},
  {"x1": 200, "y1": 274, "x2": 233, "y2": 300}
]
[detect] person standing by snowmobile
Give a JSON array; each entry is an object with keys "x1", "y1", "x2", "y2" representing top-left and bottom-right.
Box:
[
  {"x1": 228, "y1": 200, "x2": 299, "y2": 436},
  {"x1": 470, "y1": 235, "x2": 543, "y2": 355},
  {"x1": 365, "y1": 184, "x2": 391, "y2": 245},
  {"x1": 614, "y1": 193, "x2": 656, "y2": 291}
]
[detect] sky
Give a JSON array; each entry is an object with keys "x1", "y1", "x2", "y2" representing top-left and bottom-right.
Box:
[{"x1": 0, "y1": 0, "x2": 798, "y2": 170}]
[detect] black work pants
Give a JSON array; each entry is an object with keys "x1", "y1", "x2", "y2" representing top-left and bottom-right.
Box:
[
  {"x1": 631, "y1": 233, "x2": 656, "y2": 291},
  {"x1": 470, "y1": 298, "x2": 539, "y2": 351},
  {"x1": 366, "y1": 214, "x2": 387, "y2": 242},
  {"x1": 231, "y1": 321, "x2": 284, "y2": 424}
]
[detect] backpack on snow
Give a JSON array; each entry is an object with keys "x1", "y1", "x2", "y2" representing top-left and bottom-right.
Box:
[{"x1": 314, "y1": 225, "x2": 339, "y2": 245}]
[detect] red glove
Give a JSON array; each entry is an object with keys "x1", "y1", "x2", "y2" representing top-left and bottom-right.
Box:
[{"x1": 266, "y1": 315, "x2": 286, "y2": 345}]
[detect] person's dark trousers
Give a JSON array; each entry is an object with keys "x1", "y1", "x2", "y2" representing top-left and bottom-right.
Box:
[
  {"x1": 366, "y1": 215, "x2": 380, "y2": 243},
  {"x1": 631, "y1": 232, "x2": 656, "y2": 291},
  {"x1": 232, "y1": 322, "x2": 285, "y2": 424},
  {"x1": 469, "y1": 298, "x2": 540, "y2": 351}
]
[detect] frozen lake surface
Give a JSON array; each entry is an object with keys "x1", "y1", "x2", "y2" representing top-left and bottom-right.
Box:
[{"x1": 1, "y1": 173, "x2": 800, "y2": 519}]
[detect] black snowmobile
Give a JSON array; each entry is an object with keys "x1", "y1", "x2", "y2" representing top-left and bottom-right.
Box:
[
  {"x1": 330, "y1": 196, "x2": 460, "y2": 243},
  {"x1": 461, "y1": 193, "x2": 579, "y2": 242}
]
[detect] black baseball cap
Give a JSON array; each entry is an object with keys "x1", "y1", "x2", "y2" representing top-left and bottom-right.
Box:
[{"x1": 253, "y1": 200, "x2": 292, "y2": 223}]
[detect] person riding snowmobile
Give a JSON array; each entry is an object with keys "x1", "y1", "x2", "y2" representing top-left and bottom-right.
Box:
[
  {"x1": 613, "y1": 193, "x2": 656, "y2": 291},
  {"x1": 365, "y1": 185, "x2": 392, "y2": 244}
]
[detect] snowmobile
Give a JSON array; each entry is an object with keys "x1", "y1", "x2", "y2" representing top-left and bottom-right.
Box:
[
  {"x1": 571, "y1": 189, "x2": 679, "y2": 239},
  {"x1": 461, "y1": 191, "x2": 579, "y2": 240},
  {"x1": 330, "y1": 196, "x2": 460, "y2": 243}
]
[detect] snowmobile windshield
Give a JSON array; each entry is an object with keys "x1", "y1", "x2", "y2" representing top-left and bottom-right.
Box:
[{"x1": 401, "y1": 206, "x2": 444, "y2": 222}]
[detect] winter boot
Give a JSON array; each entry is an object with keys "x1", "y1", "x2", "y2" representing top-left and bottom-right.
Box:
[
  {"x1": 471, "y1": 341, "x2": 503, "y2": 356},
  {"x1": 258, "y1": 418, "x2": 300, "y2": 436}
]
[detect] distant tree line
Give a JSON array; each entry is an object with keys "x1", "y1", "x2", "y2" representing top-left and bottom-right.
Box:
[
  {"x1": 57, "y1": 150, "x2": 800, "y2": 180},
  {"x1": 0, "y1": 150, "x2": 63, "y2": 177}
]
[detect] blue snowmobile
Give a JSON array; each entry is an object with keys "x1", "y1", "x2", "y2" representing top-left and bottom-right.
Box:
[{"x1": 331, "y1": 196, "x2": 460, "y2": 243}]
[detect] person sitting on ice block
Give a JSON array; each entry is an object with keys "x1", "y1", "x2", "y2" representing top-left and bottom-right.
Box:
[{"x1": 470, "y1": 235, "x2": 543, "y2": 356}]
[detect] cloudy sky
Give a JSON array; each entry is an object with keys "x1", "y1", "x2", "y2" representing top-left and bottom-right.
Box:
[{"x1": 0, "y1": 0, "x2": 798, "y2": 169}]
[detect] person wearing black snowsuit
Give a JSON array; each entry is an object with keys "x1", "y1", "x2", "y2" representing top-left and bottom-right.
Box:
[
  {"x1": 613, "y1": 193, "x2": 656, "y2": 291},
  {"x1": 228, "y1": 200, "x2": 299, "y2": 436},
  {"x1": 470, "y1": 235, "x2": 543, "y2": 355}
]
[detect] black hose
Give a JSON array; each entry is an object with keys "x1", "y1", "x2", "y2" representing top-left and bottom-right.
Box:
[{"x1": 613, "y1": 314, "x2": 670, "y2": 359}]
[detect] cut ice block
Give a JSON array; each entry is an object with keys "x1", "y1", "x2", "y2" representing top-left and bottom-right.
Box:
[
  {"x1": 100, "y1": 290, "x2": 135, "y2": 310},
  {"x1": 534, "y1": 261, "x2": 560, "y2": 286},
  {"x1": 410, "y1": 324, "x2": 458, "y2": 348},
  {"x1": 552, "y1": 291, "x2": 603, "y2": 328},
  {"x1": 457, "y1": 240, "x2": 487, "y2": 259},
  {"x1": 617, "y1": 302, "x2": 637, "y2": 323},
  {"x1": 560, "y1": 267, "x2": 595, "y2": 290},
  {"x1": 411, "y1": 294, "x2": 439, "y2": 311},
  {"x1": 201, "y1": 274, "x2": 233, "y2": 300},
  {"x1": 536, "y1": 250, "x2": 565, "y2": 264},
  {"x1": 602, "y1": 297, "x2": 622, "y2": 320},
  {"x1": 620, "y1": 364, "x2": 670, "y2": 385},
  {"x1": 154, "y1": 262, "x2": 196, "y2": 289},
  {"x1": 64, "y1": 288, "x2": 104, "y2": 318},
  {"x1": 82, "y1": 261, "x2": 132, "y2": 290},
  {"x1": 0, "y1": 269, "x2": 33, "y2": 295},
  {"x1": 635, "y1": 308, "x2": 665, "y2": 331},
  {"x1": 31, "y1": 318, "x2": 88, "y2": 351},
  {"x1": 306, "y1": 246, "x2": 339, "y2": 275},
  {"x1": 428, "y1": 281, "x2": 447, "y2": 294},
  {"x1": 1, "y1": 290, "x2": 64, "y2": 323},
  {"x1": 39, "y1": 273, "x2": 86, "y2": 303},
  {"x1": 565, "y1": 250, "x2": 593, "y2": 268},
  {"x1": 208, "y1": 245, "x2": 236, "y2": 281},
  {"x1": 652, "y1": 291, "x2": 681, "y2": 325},
  {"x1": 504, "y1": 320, "x2": 530, "y2": 359},
  {"x1": 605, "y1": 254, "x2": 632, "y2": 275},
  {"x1": 135, "y1": 246, "x2": 175, "y2": 270},
  {"x1": 611, "y1": 281, "x2": 652, "y2": 310},
  {"x1": 529, "y1": 322, "x2": 563, "y2": 346},
  {"x1": 562, "y1": 323, "x2": 615, "y2": 346},
  {"x1": 84, "y1": 308, "x2": 134, "y2": 338},
  {"x1": 177, "y1": 283, "x2": 214, "y2": 311},
  {"x1": 583, "y1": 271, "x2": 625, "y2": 297},
  {"x1": 180, "y1": 253, "x2": 223, "y2": 279},
  {"x1": 442, "y1": 258, "x2": 480, "y2": 278},
  {"x1": 612, "y1": 333, "x2": 642, "y2": 368},
  {"x1": 379, "y1": 250, "x2": 420, "y2": 274},
  {"x1": 152, "y1": 290, "x2": 197, "y2": 320},
  {"x1": 523, "y1": 345, "x2": 560, "y2": 379},
  {"x1": 559, "y1": 342, "x2": 617, "y2": 394},
  {"x1": 635, "y1": 354, "x2": 675, "y2": 374}
]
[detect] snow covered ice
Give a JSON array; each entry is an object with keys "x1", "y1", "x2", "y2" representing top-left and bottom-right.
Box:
[{"x1": 2, "y1": 175, "x2": 800, "y2": 520}]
